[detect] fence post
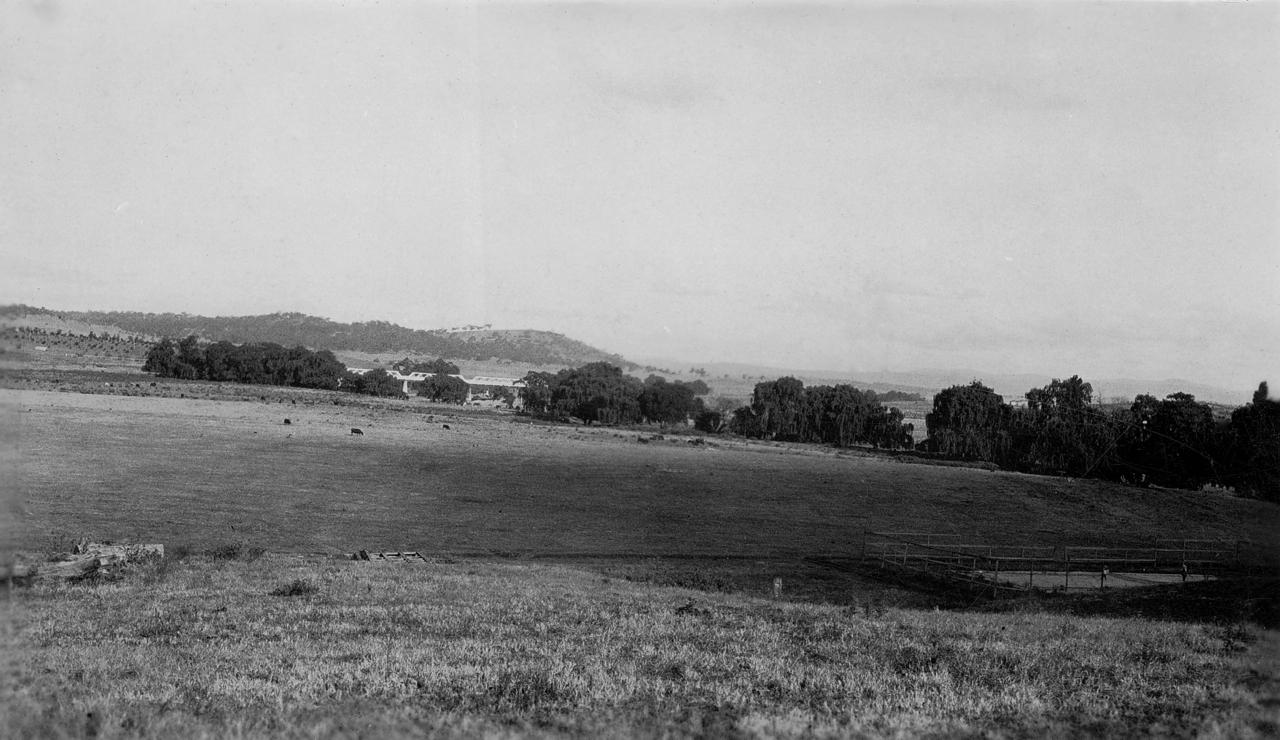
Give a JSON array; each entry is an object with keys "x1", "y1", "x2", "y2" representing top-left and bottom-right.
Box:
[{"x1": 1065, "y1": 551, "x2": 1070, "y2": 591}]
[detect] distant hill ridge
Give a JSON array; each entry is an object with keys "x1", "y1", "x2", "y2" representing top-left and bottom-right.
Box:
[{"x1": 0, "y1": 306, "x2": 633, "y2": 368}]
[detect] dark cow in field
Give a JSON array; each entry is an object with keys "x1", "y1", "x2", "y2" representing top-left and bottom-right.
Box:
[
  {"x1": 350, "y1": 428, "x2": 364, "y2": 436},
  {"x1": 283, "y1": 418, "x2": 291, "y2": 425}
]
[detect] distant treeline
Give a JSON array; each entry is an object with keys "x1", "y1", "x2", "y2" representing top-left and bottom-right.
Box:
[
  {"x1": 720, "y1": 378, "x2": 915, "y2": 449},
  {"x1": 517, "y1": 365, "x2": 914, "y2": 448},
  {"x1": 140, "y1": 334, "x2": 1277, "y2": 501},
  {"x1": 921, "y1": 377, "x2": 1279, "y2": 502},
  {"x1": 519, "y1": 365, "x2": 1277, "y2": 501},
  {"x1": 521, "y1": 363, "x2": 711, "y2": 425},
  {"x1": 144, "y1": 337, "x2": 348, "y2": 389},
  {"x1": 142, "y1": 336, "x2": 503, "y2": 402},
  {"x1": 142, "y1": 336, "x2": 415, "y2": 398},
  {"x1": 70, "y1": 310, "x2": 632, "y2": 368},
  {"x1": 7, "y1": 325, "x2": 150, "y2": 343}
]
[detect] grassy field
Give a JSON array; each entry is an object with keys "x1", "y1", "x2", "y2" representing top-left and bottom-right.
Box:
[
  {"x1": 3, "y1": 553, "x2": 1278, "y2": 739},
  {"x1": 8, "y1": 388, "x2": 1279, "y2": 564},
  {"x1": 4, "y1": 379, "x2": 1280, "y2": 737}
]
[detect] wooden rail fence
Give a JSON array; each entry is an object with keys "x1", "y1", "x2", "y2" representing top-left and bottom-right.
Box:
[{"x1": 862, "y1": 531, "x2": 1242, "y2": 594}]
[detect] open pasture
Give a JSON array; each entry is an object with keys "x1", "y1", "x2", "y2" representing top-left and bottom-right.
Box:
[
  {"x1": 6, "y1": 386, "x2": 1280, "y2": 738},
  {"x1": 7, "y1": 388, "x2": 1279, "y2": 568}
]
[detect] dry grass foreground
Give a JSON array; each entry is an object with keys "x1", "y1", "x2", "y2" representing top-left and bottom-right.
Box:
[{"x1": 3, "y1": 553, "x2": 1278, "y2": 739}]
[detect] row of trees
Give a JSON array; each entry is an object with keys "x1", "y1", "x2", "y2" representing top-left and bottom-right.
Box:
[
  {"x1": 143, "y1": 336, "x2": 455, "y2": 400},
  {"x1": 922, "y1": 377, "x2": 1279, "y2": 500},
  {"x1": 392, "y1": 356, "x2": 460, "y2": 375},
  {"x1": 720, "y1": 377, "x2": 915, "y2": 449},
  {"x1": 144, "y1": 336, "x2": 349, "y2": 389},
  {"x1": 339, "y1": 368, "x2": 407, "y2": 397},
  {"x1": 520, "y1": 363, "x2": 710, "y2": 425},
  {"x1": 142, "y1": 336, "x2": 1275, "y2": 500},
  {"x1": 517, "y1": 366, "x2": 914, "y2": 452}
]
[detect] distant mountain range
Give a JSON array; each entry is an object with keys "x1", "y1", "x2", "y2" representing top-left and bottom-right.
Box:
[
  {"x1": 0, "y1": 305, "x2": 633, "y2": 369},
  {"x1": 3, "y1": 305, "x2": 1249, "y2": 403},
  {"x1": 843, "y1": 369, "x2": 1249, "y2": 407},
  {"x1": 639, "y1": 360, "x2": 1249, "y2": 406}
]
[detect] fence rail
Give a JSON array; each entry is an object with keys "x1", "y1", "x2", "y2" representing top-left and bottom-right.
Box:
[{"x1": 863, "y1": 531, "x2": 1241, "y2": 595}]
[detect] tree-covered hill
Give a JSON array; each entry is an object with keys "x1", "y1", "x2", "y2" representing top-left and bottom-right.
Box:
[{"x1": 2, "y1": 307, "x2": 633, "y2": 368}]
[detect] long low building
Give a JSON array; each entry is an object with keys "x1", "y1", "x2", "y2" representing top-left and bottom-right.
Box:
[{"x1": 345, "y1": 368, "x2": 526, "y2": 398}]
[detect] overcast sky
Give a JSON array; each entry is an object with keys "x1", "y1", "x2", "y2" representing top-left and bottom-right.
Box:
[{"x1": 2, "y1": 1, "x2": 1277, "y2": 391}]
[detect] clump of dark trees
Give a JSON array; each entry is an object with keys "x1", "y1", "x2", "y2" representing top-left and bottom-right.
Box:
[
  {"x1": 721, "y1": 377, "x2": 915, "y2": 449},
  {"x1": 144, "y1": 336, "x2": 348, "y2": 389},
  {"x1": 416, "y1": 374, "x2": 471, "y2": 403},
  {"x1": 392, "y1": 356, "x2": 460, "y2": 376},
  {"x1": 520, "y1": 362, "x2": 710, "y2": 426},
  {"x1": 339, "y1": 368, "x2": 407, "y2": 398},
  {"x1": 144, "y1": 335, "x2": 412, "y2": 398},
  {"x1": 518, "y1": 364, "x2": 912, "y2": 449},
  {"x1": 922, "y1": 376, "x2": 1279, "y2": 501},
  {"x1": 143, "y1": 335, "x2": 510, "y2": 403}
]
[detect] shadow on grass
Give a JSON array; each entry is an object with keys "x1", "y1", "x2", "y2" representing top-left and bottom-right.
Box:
[
  {"x1": 205, "y1": 542, "x2": 266, "y2": 562},
  {"x1": 829, "y1": 561, "x2": 1280, "y2": 628},
  {"x1": 590, "y1": 556, "x2": 1280, "y2": 628},
  {"x1": 972, "y1": 575, "x2": 1280, "y2": 628},
  {"x1": 270, "y1": 578, "x2": 319, "y2": 597}
]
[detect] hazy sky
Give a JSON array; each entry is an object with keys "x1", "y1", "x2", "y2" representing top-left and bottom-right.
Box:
[{"x1": 2, "y1": 1, "x2": 1277, "y2": 390}]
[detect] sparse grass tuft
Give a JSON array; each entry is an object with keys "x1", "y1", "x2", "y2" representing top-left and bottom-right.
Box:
[
  {"x1": 206, "y1": 542, "x2": 243, "y2": 560},
  {"x1": 486, "y1": 669, "x2": 573, "y2": 712},
  {"x1": 205, "y1": 542, "x2": 266, "y2": 562},
  {"x1": 270, "y1": 578, "x2": 319, "y2": 597}
]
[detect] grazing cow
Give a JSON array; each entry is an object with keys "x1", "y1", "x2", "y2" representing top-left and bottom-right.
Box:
[
  {"x1": 442, "y1": 424, "x2": 451, "y2": 430},
  {"x1": 350, "y1": 428, "x2": 364, "y2": 436},
  {"x1": 283, "y1": 418, "x2": 291, "y2": 425}
]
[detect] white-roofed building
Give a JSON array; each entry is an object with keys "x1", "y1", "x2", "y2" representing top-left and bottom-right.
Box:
[{"x1": 345, "y1": 367, "x2": 526, "y2": 404}]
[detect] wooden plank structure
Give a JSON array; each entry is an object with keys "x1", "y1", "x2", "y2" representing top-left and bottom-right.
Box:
[
  {"x1": 5, "y1": 540, "x2": 165, "y2": 586},
  {"x1": 352, "y1": 550, "x2": 428, "y2": 563}
]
